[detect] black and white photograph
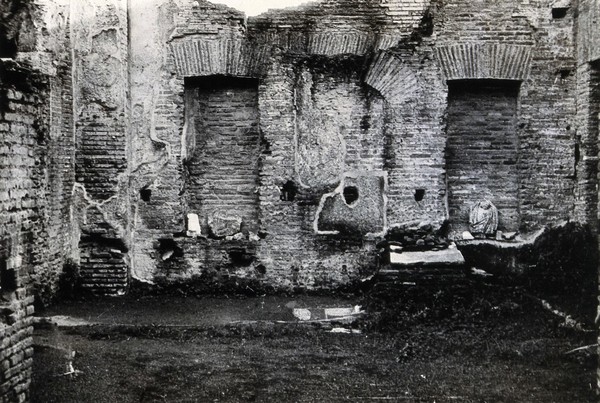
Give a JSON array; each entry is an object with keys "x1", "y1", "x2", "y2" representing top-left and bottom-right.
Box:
[{"x1": 1, "y1": 0, "x2": 599, "y2": 401}]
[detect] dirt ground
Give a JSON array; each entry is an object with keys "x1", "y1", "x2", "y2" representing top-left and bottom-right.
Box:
[{"x1": 31, "y1": 283, "x2": 597, "y2": 403}]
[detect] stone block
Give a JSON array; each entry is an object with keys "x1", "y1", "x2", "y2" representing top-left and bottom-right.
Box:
[
  {"x1": 388, "y1": 247, "x2": 466, "y2": 267},
  {"x1": 186, "y1": 213, "x2": 201, "y2": 237}
]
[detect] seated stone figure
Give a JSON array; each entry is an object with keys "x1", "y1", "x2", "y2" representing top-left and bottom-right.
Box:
[{"x1": 469, "y1": 200, "x2": 498, "y2": 238}]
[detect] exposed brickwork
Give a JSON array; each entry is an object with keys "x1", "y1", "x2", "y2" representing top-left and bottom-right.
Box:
[
  {"x1": 73, "y1": 1, "x2": 128, "y2": 201},
  {"x1": 184, "y1": 77, "x2": 261, "y2": 234},
  {"x1": 364, "y1": 50, "x2": 418, "y2": 103},
  {"x1": 71, "y1": 0, "x2": 129, "y2": 295},
  {"x1": 1, "y1": 0, "x2": 586, "y2": 298},
  {"x1": 446, "y1": 80, "x2": 520, "y2": 234},
  {"x1": 121, "y1": 0, "x2": 588, "y2": 292},
  {"x1": 1, "y1": 0, "x2": 597, "y2": 400},
  {"x1": 576, "y1": 0, "x2": 600, "y2": 393},
  {"x1": 0, "y1": 61, "x2": 49, "y2": 403},
  {"x1": 247, "y1": 0, "x2": 428, "y2": 55},
  {"x1": 434, "y1": 43, "x2": 533, "y2": 81},
  {"x1": 0, "y1": 1, "x2": 77, "y2": 399}
]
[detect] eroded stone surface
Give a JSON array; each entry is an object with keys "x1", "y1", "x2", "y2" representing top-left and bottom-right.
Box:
[
  {"x1": 208, "y1": 213, "x2": 242, "y2": 238},
  {"x1": 389, "y1": 247, "x2": 466, "y2": 267},
  {"x1": 316, "y1": 171, "x2": 387, "y2": 236}
]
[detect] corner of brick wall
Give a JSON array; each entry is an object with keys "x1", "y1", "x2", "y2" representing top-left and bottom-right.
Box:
[{"x1": 0, "y1": 59, "x2": 49, "y2": 403}]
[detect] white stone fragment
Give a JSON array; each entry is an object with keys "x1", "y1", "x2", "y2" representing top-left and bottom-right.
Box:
[
  {"x1": 186, "y1": 213, "x2": 201, "y2": 237},
  {"x1": 324, "y1": 307, "x2": 354, "y2": 318},
  {"x1": 292, "y1": 308, "x2": 312, "y2": 321},
  {"x1": 389, "y1": 248, "x2": 465, "y2": 266},
  {"x1": 462, "y1": 231, "x2": 475, "y2": 240},
  {"x1": 330, "y1": 328, "x2": 362, "y2": 334}
]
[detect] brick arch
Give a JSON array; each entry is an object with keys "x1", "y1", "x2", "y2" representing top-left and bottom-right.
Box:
[
  {"x1": 169, "y1": 38, "x2": 270, "y2": 78},
  {"x1": 363, "y1": 50, "x2": 419, "y2": 104},
  {"x1": 434, "y1": 43, "x2": 533, "y2": 81}
]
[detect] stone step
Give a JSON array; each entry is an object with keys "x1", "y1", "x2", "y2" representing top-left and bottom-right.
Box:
[
  {"x1": 376, "y1": 247, "x2": 467, "y2": 284},
  {"x1": 387, "y1": 247, "x2": 465, "y2": 267}
]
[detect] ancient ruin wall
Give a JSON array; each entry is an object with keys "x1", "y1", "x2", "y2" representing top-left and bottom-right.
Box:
[
  {"x1": 127, "y1": 0, "x2": 437, "y2": 290},
  {"x1": 0, "y1": 1, "x2": 77, "y2": 399},
  {"x1": 0, "y1": 60, "x2": 61, "y2": 403},
  {"x1": 434, "y1": 0, "x2": 578, "y2": 232},
  {"x1": 576, "y1": 0, "x2": 600, "y2": 392},
  {"x1": 71, "y1": 0, "x2": 130, "y2": 295},
  {"x1": 116, "y1": 0, "x2": 587, "y2": 291}
]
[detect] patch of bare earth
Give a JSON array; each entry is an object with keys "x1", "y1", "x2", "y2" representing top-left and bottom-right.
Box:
[{"x1": 31, "y1": 285, "x2": 596, "y2": 402}]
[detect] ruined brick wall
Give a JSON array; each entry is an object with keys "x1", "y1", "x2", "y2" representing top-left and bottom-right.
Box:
[
  {"x1": 575, "y1": 0, "x2": 600, "y2": 393},
  {"x1": 118, "y1": 0, "x2": 587, "y2": 292},
  {"x1": 71, "y1": 0, "x2": 129, "y2": 295},
  {"x1": 184, "y1": 77, "x2": 261, "y2": 234},
  {"x1": 434, "y1": 0, "x2": 578, "y2": 232},
  {"x1": 446, "y1": 80, "x2": 520, "y2": 234},
  {"x1": 128, "y1": 0, "x2": 411, "y2": 290},
  {"x1": 575, "y1": 0, "x2": 600, "y2": 226},
  {"x1": 0, "y1": 1, "x2": 77, "y2": 399},
  {"x1": 26, "y1": 0, "x2": 76, "y2": 305},
  {"x1": 0, "y1": 60, "x2": 52, "y2": 403}
]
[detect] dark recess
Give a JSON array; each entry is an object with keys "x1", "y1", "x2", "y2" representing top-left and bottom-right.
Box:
[
  {"x1": 343, "y1": 186, "x2": 359, "y2": 205},
  {"x1": 140, "y1": 186, "x2": 152, "y2": 202},
  {"x1": 414, "y1": 188, "x2": 425, "y2": 202},
  {"x1": 280, "y1": 180, "x2": 298, "y2": 202},
  {"x1": 552, "y1": 8, "x2": 568, "y2": 19}
]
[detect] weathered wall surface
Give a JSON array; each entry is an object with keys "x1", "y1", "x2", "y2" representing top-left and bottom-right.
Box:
[
  {"x1": 0, "y1": 55, "x2": 75, "y2": 401},
  {"x1": 576, "y1": 0, "x2": 600, "y2": 393},
  {"x1": 0, "y1": 60, "x2": 43, "y2": 403},
  {"x1": 116, "y1": 0, "x2": 589, "y2": 292},
  {"x1": 575, "y1": 0, "x2": 600, "y2": 226},
  {"x1": 0, "y1": 0, "x2": 77, "y2": 400},
  {"x1": 184, "y1": 77, "x2": 261, "y2": 235},
  {"x1": 26, "y1": 0, "x2": 75, "y2": 306},
  {"x1": 434, "y1": 0, "x2": 578, "y2": 232},
  {"x1": 446, "y1": 80, "x2": 520, "y2": 234},
  {"x1": 71, "y1": 0, "x2": 130, "y2": 295}
]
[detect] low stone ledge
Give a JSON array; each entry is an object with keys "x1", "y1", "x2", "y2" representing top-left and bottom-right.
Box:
[{"x1": 388, "y1": 247, "x2": 465, "y2": 267}]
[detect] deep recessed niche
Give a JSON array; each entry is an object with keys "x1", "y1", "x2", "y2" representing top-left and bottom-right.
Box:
[
  {"x1": 157, "y1": 238, "x2": 183, "y2": 261},
  {"x1": 184, "y1": 75, "x2": 261, "y2": 233},
  {"x1": 552, "y1": 7, "x2": 568, "y2": 19},
  {"x1": 140, "y1": 186, "x2": 152, "y2": 202},
  {"x1": 446, "y1": 80, "x2": 520, "y2": 233},
  {"x1": 280, "y1": 180, "x2": 298, "y2": 202},
  {"x1": 414, "y1": 188, "x2": 426, "y2": 202},
  {"x1": 343, "y1": 186, "x2": 359, "y2": 206}
]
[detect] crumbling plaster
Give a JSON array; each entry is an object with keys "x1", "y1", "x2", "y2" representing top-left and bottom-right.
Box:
[{"x1": 37, "y1": 0, "x2": 592, "y2": 292}]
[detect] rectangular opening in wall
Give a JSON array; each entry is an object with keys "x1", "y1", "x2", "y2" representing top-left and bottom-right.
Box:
[
  {"x1": 552, "y1": 7, "x2": 569, "y2": 19},
  {"x1": 183, "y1": 76, "x2": 261, "y2": 236},
  {"x1": 0, "y1": 258, "x2": 17, "y2": 297},
  {"x1": 445, "y1": 79, "x2": 521, "y2": 236}
]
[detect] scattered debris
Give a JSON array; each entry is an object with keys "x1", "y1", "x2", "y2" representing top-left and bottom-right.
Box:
[
  {"x1": 462, "y1": 231, "x2": 475, "y2": 240},
  {"x1": 292, "y1": 308, "x2": 311, "y2": 321},
  {"x1": 330, "y1": 328, "x2": 361, "y2": 334},
  {"x1": 470, "y1": 267, "x2": 493, "y2": 277},
  {"x1": 532, "y1": 295, "x2": 593, "y2": 332}
]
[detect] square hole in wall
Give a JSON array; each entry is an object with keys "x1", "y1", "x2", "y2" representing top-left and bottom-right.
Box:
[{"x1": 552, "y1": 7, "x2": 569, "y2": 19}]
